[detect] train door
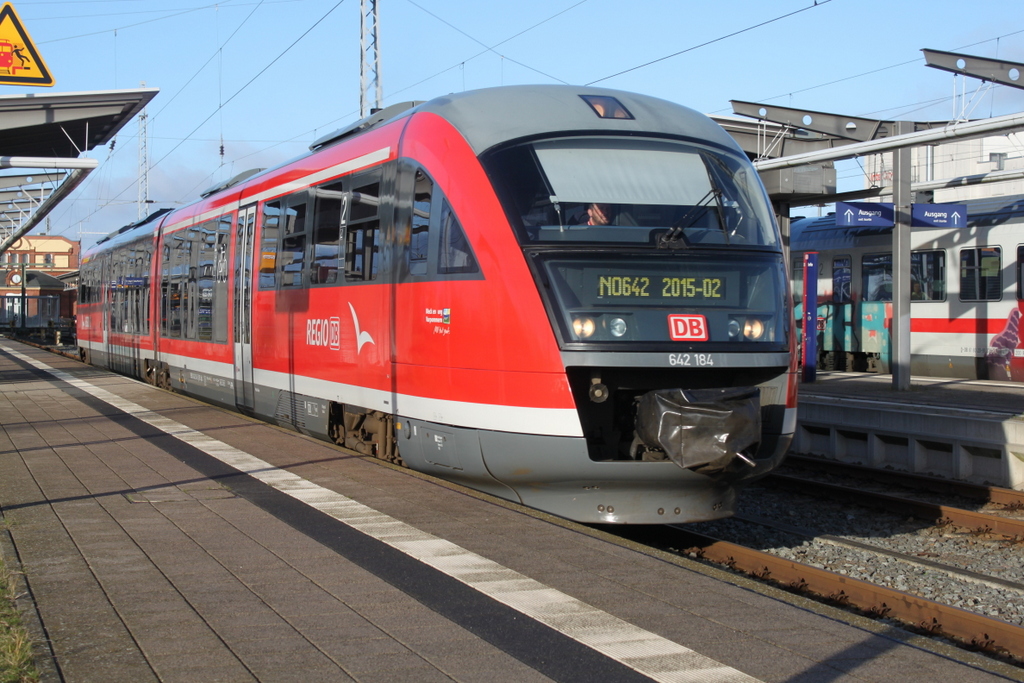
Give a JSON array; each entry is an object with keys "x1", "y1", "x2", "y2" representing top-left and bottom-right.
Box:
[
  {"x1": 100, "y1": 255, "x2": 111, "y2": 363},
  {"x1": 233, "y1": 205, "x2": 257, "y2": 410}
]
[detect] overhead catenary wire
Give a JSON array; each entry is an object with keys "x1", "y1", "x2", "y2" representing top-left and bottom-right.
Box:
[
  {"x1": 54, "y1": 0, "x2": 338, "y2": 229},
  {"x1": 585, "y1": 1, "x2": 834, "y2": 87},
  {"x1": 46, "y1": 0, "x2": 269, "y2": 231},
  {"x1": 43, "y1": 3, "x2": 1024, "y2": 245}
]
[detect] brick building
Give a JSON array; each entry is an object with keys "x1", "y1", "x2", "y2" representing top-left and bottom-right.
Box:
[{"x1": 0, "y1": 234, "x2": 80, "y2": 322}]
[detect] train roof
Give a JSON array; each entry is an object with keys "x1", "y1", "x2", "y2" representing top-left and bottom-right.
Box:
[
  {"x1": 410, "y1": 85, "x2": 743, "y2": 157},
  {"x1": 790, "y1": 193, "x2": 1024, "y2": 251},
  {"x1": 84, "y1": 86, "x2": 748, "y2": 258},
  {"x1": 312, "y1": 85, "x2": 742, "y2": 158}
]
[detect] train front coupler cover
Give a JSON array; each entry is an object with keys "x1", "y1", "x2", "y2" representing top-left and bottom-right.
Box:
[{"x1": 632, "y1": 386, "x2": 762, "y2": 479}]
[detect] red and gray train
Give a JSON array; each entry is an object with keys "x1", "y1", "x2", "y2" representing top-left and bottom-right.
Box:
[{"x1": 78, "y1": 85, "x2": 798, "y2": 524}]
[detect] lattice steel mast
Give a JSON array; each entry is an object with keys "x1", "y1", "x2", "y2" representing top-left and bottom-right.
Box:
[
  {"x1": 360, "y1": 0, "x2": 382, "y2": 117},
  {"x1": 137, "y1": 82, "x2": 150, "y2": 221}
]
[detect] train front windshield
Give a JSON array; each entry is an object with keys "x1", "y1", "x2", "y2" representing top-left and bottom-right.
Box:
[
  {"x1": 484, "y1": 136, "x2": 788, "y2": 348},
  {"x1": 484, "y1": 137, "x2": 779, "y2": 248}
]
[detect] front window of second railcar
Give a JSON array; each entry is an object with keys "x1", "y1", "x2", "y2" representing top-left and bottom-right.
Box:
[{"x1": 484, "y1": 136, "x2": 779, "y2": 249}]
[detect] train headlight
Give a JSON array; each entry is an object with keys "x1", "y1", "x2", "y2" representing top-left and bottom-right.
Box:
[
  {"x1": 572, "y1": 316, "x2": 596, "y2": 338},
  {"x1": 743, "y1": 318, "x2": 766, "y2": 340},
  {"x1": 729, "y1": 316, "x2": 772, "y2": 341},
  {"x1": 608, "y1": 317, "x2": 627, "y2": 338}
]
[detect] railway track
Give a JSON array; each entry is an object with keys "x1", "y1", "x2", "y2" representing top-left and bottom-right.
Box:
[
  {"x1": 767, "y1": 472, "x2": 1024, "y2": 538},
  {"x1": 608, "y1": 458, "x2": 1024, "y2": 664},
  {"x1": 781, "y1": 454, "x2": 1024, "y2": 511},
  {"x1": 612, "y1": 522, "x2": 1024, "y2": 664}
]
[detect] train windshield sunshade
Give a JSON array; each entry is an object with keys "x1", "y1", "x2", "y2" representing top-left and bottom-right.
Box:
[
  {"x1": 484, "y1": 137, "x2": 779, "y2": 248},
  {"x1": 533, "y1": 138, "x2": 711, "y2": 206}
]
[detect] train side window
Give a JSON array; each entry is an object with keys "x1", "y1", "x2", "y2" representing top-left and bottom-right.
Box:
[
  {"x1": 259, "y1": 201, "x2": 281, "y2": 289},
  {"x1": 345, "y1": 179, "x2": 381, "y2": 282},
  {"x1": 197, "y1": 222, "x2": 217, "y2": 340},
  {"x1": 279, "y1": 195, "x2": 308, "y2": 288},
  {"x1": 183, "y1": 228, "x2": 200, "y2": 340},
  {"x1": 861, "y1": 253, "x2": 892, "y2": 301},
  {"x1": 438, "y1": 199, "x2": 479, "y2": 275},
  {"x1": 409, "y1": 171, "x2": 432, "y2": 276},
  {"x1": 311, "y1": 181, "x2": 346, "y2": 286},
  {"x1": 214, "y1": 215, "x2": 231, "y2": 343},
  {"x1": 911, "y1": 250, "x2": 945, "y2": 302},
  {"x1": 162, "y1": 230, "x2": 191, "y2": 338},
  {"x1": 832, "y1": 256, "x2": 851, "y2": 304},
  {"x1": 960, "y1": 247, "x2": 1001, "y2": 301},
  {"x1": 1018, "y1": 246, "x2": 1024, "y2": 300}
]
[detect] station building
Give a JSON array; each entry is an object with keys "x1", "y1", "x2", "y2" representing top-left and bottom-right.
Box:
[
  {"x1": 863, "y1": 131, "x2": 1024, "y2": 201},
  {"x1": 0, "y1": 234, "x2": 80, "y2": 323}
]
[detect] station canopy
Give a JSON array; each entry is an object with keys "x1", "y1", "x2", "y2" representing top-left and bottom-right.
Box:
[{"x1": 0, "y1": 88, "x2": 157, "y2": 250}]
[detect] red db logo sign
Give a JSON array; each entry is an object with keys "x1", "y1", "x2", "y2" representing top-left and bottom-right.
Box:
[{"x1": 668, "y1": 314, "x2": 708, "y2": 341}]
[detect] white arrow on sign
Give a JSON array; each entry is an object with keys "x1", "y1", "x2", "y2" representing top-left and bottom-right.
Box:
[
  {"x1": 951, "y1": 211, "x2": 962, "y2": 225},
  {"x1": 844, "y1": 209, "x2": 854, "y2": 222}
]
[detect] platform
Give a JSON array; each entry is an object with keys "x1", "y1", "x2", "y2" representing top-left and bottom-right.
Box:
[
  {"x1": 0, "y1": 341, "x2": 1020, "y2": 683},
  {"x1": 795, "y1": 373, "x2": 1024, "y2": 490}
]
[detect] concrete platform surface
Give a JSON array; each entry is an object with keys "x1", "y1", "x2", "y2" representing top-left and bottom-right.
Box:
[
  {"x1": 1, "y1": 340, "x2": 1021, "y2": 683},
  {"x1": 795, "y1": 372, "x2": 1024, "y2": 490},
  {"x1": 799, "y1": 371, "x2": 1024, "y2": 416}
]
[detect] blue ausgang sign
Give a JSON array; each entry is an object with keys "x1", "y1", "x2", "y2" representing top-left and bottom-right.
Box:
[
  {"x1": 836, "y1": 201, "x2": 894, "y2": 227},
  {"x1": 911, "y1": 203, "x2": 967, "y2": 228}
]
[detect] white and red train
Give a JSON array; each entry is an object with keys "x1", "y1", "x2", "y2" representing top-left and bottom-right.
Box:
[
  {"x1": 78, "y1": 85, "x2": 797, "y2": 524},
  {"x1": 790, "y1": 194, "x2": 1024, "y2": 381}
]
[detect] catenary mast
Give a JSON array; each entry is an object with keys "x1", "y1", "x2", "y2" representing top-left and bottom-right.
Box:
[{"x1": 359, "y1": 0, "x2": 383, "y2": 117}]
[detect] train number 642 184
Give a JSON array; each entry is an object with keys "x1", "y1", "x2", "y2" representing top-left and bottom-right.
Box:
[{"x1": 668, "y1": 353, "x2": 715, "y2": 367}]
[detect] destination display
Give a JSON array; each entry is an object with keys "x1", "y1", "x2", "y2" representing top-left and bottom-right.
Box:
[
  {"x1": 595, "y1": 274, "x2": 727, "y2": 301},
  {"x1": 562, "y1": 265, "x2": 743, "y2": 307}
]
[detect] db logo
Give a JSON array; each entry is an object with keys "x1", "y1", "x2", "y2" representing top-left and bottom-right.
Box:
[
  {"x1": 307, "y1": 317, "x2": 342, "y2": 350},
  {"x1": 668, "y1": 314, "x2": 708, "y2": 341}
]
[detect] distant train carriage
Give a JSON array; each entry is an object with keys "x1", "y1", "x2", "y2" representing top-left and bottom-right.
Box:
[
  {"x1": 790, "y1": 194, "x2": 1024, "y2": 380},
  {"x1": 78, "y1": 85, "x2": 798, "y2": 524}
]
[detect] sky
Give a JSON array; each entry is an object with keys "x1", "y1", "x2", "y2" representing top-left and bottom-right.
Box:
[{"x1": 12, "y1": 0, "x2": 1024, "y2": 250}]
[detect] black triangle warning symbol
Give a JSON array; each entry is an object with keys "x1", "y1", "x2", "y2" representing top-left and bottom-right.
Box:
[{"x1": 0, "y1": 3, "x2": 54, "y2": 87}]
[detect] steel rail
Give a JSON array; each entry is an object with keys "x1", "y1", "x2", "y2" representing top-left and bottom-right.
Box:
[
  {"x1": 639, "y1": 526, "x2": 1024, "y2": 661},
  {"x1": 733, "y1": 513, "x2": 1024, "y2": 594},
  {"x1": 768, "y1": 473, "x2": 1024, "y2": 538},
  {"x1": 784, "y1": 455, "x2": 1024, "y2": 509}
]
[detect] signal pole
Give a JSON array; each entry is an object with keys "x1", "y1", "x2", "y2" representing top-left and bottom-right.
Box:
[{"x1": 360, "y1": 0, "x2": 382, "y2": 117}]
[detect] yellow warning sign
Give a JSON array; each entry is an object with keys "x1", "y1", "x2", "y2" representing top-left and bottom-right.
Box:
[{"x1": 0, "y1": 3, "x2": 53, "y2": 86}]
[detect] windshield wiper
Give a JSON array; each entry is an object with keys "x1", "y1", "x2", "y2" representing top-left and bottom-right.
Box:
[{"x1": 658, "y1": 188, "x2": 722, "y2": 249}]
